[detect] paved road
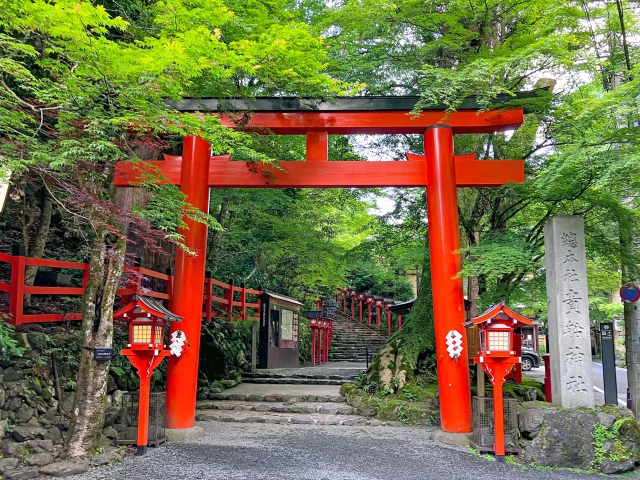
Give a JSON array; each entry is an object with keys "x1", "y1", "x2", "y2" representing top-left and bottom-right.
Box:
[
  {"x1": 69, "y1": 422, "x2": 612, "y2": 480},
  {"x1": 591, "y1": 360, "x2": 628, "y2": 407},
  {"x1": 525, "y1": 361, "x2": 629, "y2": 407}
]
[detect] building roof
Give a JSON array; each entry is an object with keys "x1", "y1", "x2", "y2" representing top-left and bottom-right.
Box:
[
  {"x1": 265, "y1": 292, "x2": 303, "y2": 306},
  {"x1": 166, "y1": 90, "x2": 545, "y2": 113}
]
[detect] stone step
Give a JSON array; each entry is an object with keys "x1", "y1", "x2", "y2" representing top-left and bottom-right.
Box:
[
  {"x1": 198, "y1": 393, "x2": 346, "y2": 404},
  {"x1": 197, "y1": 400, "x2": 351, "y2": 413},
  {"x1": 240, "y1": 377, "x2": 349, "y2": 385},
  {"x1": 242, "y1": 373, "x2": 354, "y2": 380},
  {"x1": 195, "y1": 409, "x2": 404, "y2": 427}
]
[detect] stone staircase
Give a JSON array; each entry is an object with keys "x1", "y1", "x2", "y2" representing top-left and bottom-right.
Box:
[
  {"x1": 195, "y1": 394, "x2": 403, "y2": 427},
  {"x1": 329, "y1": 312, "x2": 388, "y2": 362},
  {"x1": 239, "y1": 372, "x2": 355, "y2": 386}
]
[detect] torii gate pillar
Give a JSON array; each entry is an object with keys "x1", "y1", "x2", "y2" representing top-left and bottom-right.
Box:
[
  {"x1": 165, "y1": 135, "x2": 211, "y2": 432},
  {"x1": 425, "y1": 125, "x2": 472, "y2": 433}
]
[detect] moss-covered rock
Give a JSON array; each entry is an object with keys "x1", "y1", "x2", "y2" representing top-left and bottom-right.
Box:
[
  {"x1": 341, "y1": 378, "x2": 440, "y2": 426},
  {"x1": 521, "y1": 404, "x2": 639, "y2": 474}
]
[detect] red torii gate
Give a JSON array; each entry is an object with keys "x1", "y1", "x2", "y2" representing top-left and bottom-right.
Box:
[{"x1": 115, "y1": 94, "x2": 532, "y2": 435}]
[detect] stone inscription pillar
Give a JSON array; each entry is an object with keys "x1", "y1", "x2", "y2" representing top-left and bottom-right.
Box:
[{"x1": 544, "y1": 215, "x2": 594, "y2": 408}]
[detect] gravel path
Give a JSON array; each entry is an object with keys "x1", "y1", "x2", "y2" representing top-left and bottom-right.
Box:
[{"x1": 67, "y1": 421, "x2": 616, "y2": 480}]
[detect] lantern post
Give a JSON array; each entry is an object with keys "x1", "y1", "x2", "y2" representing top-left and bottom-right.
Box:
[
  {"x1": 466, "y1": 300, "x2": 533, "y2": 461},
  {"x1": 375, "y1": 298, "x2": 383, "y2": 330},
  {"x1": 366, "y1": 296, "x2": 374, "y2": 325},
  {"x1": 309, "y1": 316, "x2": 318, "y2": 366},
  {"x1": 385, "y1": 300, "x2": 394, "y2": 336},
  {"x1": 114, "y1": 295, "x2": 183, "y2": 455},
  {"x1": 357, "y1": 293, "x2": 366, "y2": 323},
  {"x1": 342, "y1": 288, "x2": 348, "y2": 314}
]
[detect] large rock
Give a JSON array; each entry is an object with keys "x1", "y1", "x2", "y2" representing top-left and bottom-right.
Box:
[
  {"x1": 26, "y1": 439, "x2": 53, "y2": 453},
  {"x1": 522, "y1": 406, "x2": 640, "y2": 474},
  {"x1": 601, "y1": 459, "x2": 635, "y2": 475},
  {"x1": 103, "y1": 406, "x2": 120, "y2": 427},
  {"x1": 518, "y1": 407, "x2": 546, "y2": 439},
  {"x1": 0, "y1": 385, "x2": 6, "y2": 408},
  {"x1": 44, "y1": 427, "x2": 63, "y2": 445},
  {"x1": 0, "y1": 457, "x2": 20, "y2": 473},
  {"x1": 0, "y1": 418, "x2": 7, "y2": 438},
  {"x1": 4, "y1": 467, "x2": 40, "y2": 480},
  {"x1": 26, "y1": 378, "x2": 42, "y2": 396},
  {"x1": 524, "y1": 410, "x2": 597, "y2": 469},
  {"x1": 102, "y1": 426, "x2": 118, "y2": 440},
  {"x1": 91, "y1": 448, "x2": 124, "y2": 466},
  {"x1": 15, "y1": 404, "x2": 34, "y2": 424},
  {"x1": 5, "y1": 381, "x2": 25, "y2": 398},
  {"x1": 12, "y1": 425, "x2": 47, "y2": 442},
  {"x1": 3, "y1": 368, "x2": 23, "y2": 382},
  {"x1": 39, "y1": 459, "x2": 89, "y2": 477},
  {"x1": 2, "y1": 440, "x2": 23, "y2": 457},
  {"x1": 24, "y1": 452, "x2": 53, "y2": 466},
  {"x1": 7, "y1": 397, "x2": 22, "y2": 412}
]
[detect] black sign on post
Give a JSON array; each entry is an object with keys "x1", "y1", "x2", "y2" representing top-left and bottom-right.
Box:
[
  {"x1": 94, "y1": 348, "x2": 113, "y2": 361},
  {"x1": 600, "y1": 322, "x2": 618, "y2": 405}
]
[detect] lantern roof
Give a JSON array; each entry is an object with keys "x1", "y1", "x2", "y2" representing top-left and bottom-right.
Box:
[
  {"x1": 464, "y1": 300, "x2": 533, "y2": 328},
  {"x1": 114, "y1": 294, "x2": 183, "y2": 322}
]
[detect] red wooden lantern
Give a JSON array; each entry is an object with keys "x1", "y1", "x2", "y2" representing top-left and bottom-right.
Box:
[
  {"x1": 374, "y1": 297, "x2": 384, "y2": 330},
  {"x1": 384, "y1": 300, "x2": 395, "y2": 336},
  {"x1": 357, "y1": 292, "x2": 366, "y2": 323},
  {"x1": 366, "y1": 295, "x2": 375, "y2": 325},
  {"x1": 114, "y1": 295, "x2": 183, "y2": 455},
  {"x1": 466, "y1": 300, "x2": 533, "y2": 461},
  {"x1": 309, "y1": 315, "x2": 319, "y2": 366},
  {"x1": 348, "y1": 288, "x2": 357, "y2": 317},
  {"x1": 342, "y1": 287, "x2": 349, "y2": 313}
]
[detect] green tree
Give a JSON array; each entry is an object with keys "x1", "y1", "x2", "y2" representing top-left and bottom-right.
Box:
[{"x1": 0, "y1": 0, "x2": 343, "y2": 456}]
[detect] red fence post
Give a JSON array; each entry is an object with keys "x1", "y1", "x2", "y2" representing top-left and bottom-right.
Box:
[
  {"x1": 204, "y1": 271, "x2": 212, "y2": 322},
  {"x1": 240, "y1": 282, "x2": 246, "y2": 320},
  {"x1": 225, "y1": 279, "x2": 234, "y2": 315},
  {"x1": 398, "y1": 315, "x2": 403, "y2": 330},
  {"x1": 311, "y1": 328, "x2": 316, "y2": 366},
  {"x1": 166, "y1": 268, "x2": 174, "y2": 310},
  {"x1": 387, "y1": 309, "x2": 392, "y2": 336},
  {"x1": 9, "y1": 246, "x2": 25, "y2": 326}
]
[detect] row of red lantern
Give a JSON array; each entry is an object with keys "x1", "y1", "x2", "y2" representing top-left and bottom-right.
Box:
[
  {"x1": 335, "y1": 287, "x2": 402, "y2": 335},
  {"x1": 309, "y1": 316, "x2": 333, "y2": 366}
]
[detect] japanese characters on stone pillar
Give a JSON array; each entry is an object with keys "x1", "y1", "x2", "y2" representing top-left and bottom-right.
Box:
[{"x1": 545, "y1": 215, "x2": 594, "y2": 408}]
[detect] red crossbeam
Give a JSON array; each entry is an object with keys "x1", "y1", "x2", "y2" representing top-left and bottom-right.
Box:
[
  {"x1": 115, "y1": 154, "x2": 523, "y2": 188},
  {"x1": 216, "y1": 109, "x2": 523, "y2": 135}
]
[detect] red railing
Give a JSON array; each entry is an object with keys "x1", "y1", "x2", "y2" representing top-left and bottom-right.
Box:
[
  {"x1": 0, "y1": 251, "x2": 261, "y2": 326},
  {"x1": 335, "y1": 287, "x2": 404, "y2": 335}
]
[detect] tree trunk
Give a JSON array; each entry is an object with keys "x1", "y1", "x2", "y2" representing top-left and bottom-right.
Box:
[
  {"x1": 363, "y1": 249, "x2": 435, "y2": 391},
  {"x1": 24, "y1": 193, "x2": 53, "y2": 307},
  {"x1": 621, "y1": 226, "x2": 640, "y2": 419},
  {"x1": 65, "y1": 230, "x2": 126, "y2": 456}
]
